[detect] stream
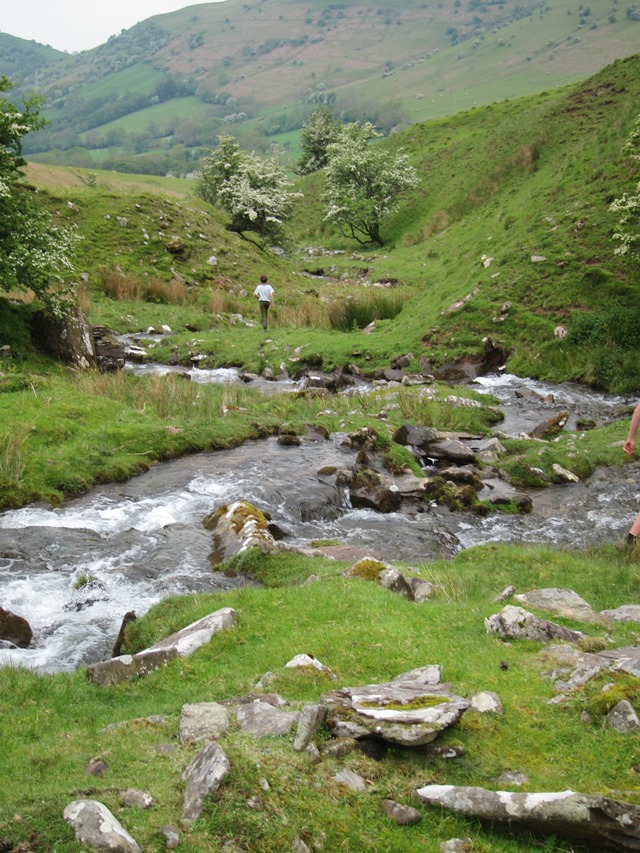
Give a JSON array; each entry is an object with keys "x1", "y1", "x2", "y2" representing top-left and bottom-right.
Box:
[{"x1": 1, "y1": 371, "x2": 638, "y2": 675}]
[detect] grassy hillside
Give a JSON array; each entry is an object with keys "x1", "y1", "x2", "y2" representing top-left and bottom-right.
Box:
[
  {"x1": 2, "y1": 543, "x2": 640, "y2": 852},
  {"x1": 5, "y1": 0, "x2": 640, "y2": 174}
]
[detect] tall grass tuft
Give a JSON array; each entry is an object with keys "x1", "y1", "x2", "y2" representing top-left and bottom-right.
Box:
[
  {"x1": 208, "y1": 290, "x2": 242, "y2": 315},
  {"x1": 98, "y1": 268, "x2": 190, "y2": 305},
  {"x1": 326, "y1": 291, "x2": 407, "y2": 330},
  {"x1": 0, "y1": 424, "x2": 30, "y2": 487}
]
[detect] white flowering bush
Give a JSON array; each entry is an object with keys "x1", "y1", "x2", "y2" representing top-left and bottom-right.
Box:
[
  {"x1": 296, "y1": 107, "x2": 342, "y2": 175},
  {"x1": 323, "y1": 121, "x2": 419, "y2": 246},
  {"x1": 0, "y1": 77, "x2": 80, "y2": 316},
  {"x1": 610, "y1": 113, "x2": 640, "y2": 261},
  {"x1": 196, "y1": 135, "x2": 302, "y2": 240}
]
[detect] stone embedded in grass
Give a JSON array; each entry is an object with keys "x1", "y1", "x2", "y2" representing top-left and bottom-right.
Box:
[
  {"x1": 485, "y1": 605, "x2": 584, "y2": 643},
  {"x1": 63, "y1": 800, "x2": 141, "y2": 852},
  {"x1": 415, "y1": 785, "x2": 640, "y2": 851},
  {"x1": 513, "y1": 588, "x2": 600, "y2": 623},
  {"x1": 182, "y1": 743, "x2": 229, "y2": 824},
  {"x1": 605, "y1": 700, "x2": 640, "y2": 734}
]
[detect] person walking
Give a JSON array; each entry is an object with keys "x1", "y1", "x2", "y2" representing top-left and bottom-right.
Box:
[
  {"x1": 623, "y1": 401, "x2": 640, "y2": 546},
  {"x1": 254, "y1": 274, "x2": 274, "y2": 332}
]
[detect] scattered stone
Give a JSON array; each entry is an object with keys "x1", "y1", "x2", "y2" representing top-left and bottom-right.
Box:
[
  {"x1": 182, "y1": 742, "x2": 230, "y2": 824},
  {"x1": 294, "y1": 704, "x2": 328, "y2": 752},
  {"x1": 485, "y1": 605, "x2": 584, "y2": 643},
  {"x1": 605, "y1": 700, "x2": 640, "y2": 734},
  {"x1": 86, "y1": 758, "x2": 108, "y2": 777},
  {"x1": 120, "y1": 788, "x2": 153, "y2": 809},
  {"x1": 497, "y1": 770, "x2": 528, "y2": 787},
  {"x1": 493, "y1": 585, "x2": 516, "y2": 603},
  {"x1": 292, "y1": 839, "x2": 311, "y2": 853},
  {"x1": 234, "y1": 701, "x2": 300, "y2": 737},
  {"x1": 334, "y1": 768, "x2": 367, "y2": 792},
  {"x1": 470, "y1": 691, "x2": 503, "y2": 714},
  {"x1": 87, "y1": 607, "x2": 237, "y2": 686},
  {"x1": 513, "y1": 589, "x2": 600, "y2": 624},
  {"x1": 600, "y1": 605, "x2": 640, "y2": 624},
  {"x1": 416, "y1": 785, "x2": 640, "y2": 851},
  {"x1": 161, "y1": 825, "x2": 180, "y2": 850},
  {"x1": 529, "y1": 411, "x2": 569, "y2": 439},
  {"x1": 382, "y1": 798, "x2": 422, "y2": 825},
  {"x1": 440, "y1": 840, "x2": 471, "y2": 853},
  {"x1": 285, "y1": 653, "x2": 335, "y2": 679},
  {"x1": 179, "y1": 702, "x2": 230, "y2": 744},
  {"x1": 63, "y1": 800, "x2": 141, "y2": 852},
  {"x1": 551, "y1": 464, "x2": 580, "y2": 484}
]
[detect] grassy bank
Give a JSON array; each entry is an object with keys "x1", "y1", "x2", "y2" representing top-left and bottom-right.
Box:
[{"x1": 2, "y1": 543, "x2": 640, "y2": 851}]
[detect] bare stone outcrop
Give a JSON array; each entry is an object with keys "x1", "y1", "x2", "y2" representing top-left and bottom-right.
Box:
[
  {"x1": 179, "y1": 702, "x2": 230, "y2": 744},
  {"x1": 485, "y1": 605, "x2": 584, "y2": 643},
  {"x1": 321, "y1": 666, "x2": 468, "y2": 747},
  {"x1": 63, "y1": 800, "x2": 141, "y2": 852},
  {"x1": 31, "y1": 307, "x2": 96, "y2": 370},
  {"x1": 415, "y1": 785, "x2": 640, "y2": 851},
  {"x1": 86, "y1": 607, "x2": 237, "y2": 686}
]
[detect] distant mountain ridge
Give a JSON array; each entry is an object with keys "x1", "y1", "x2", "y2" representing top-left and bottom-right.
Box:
[{"x1": 2, "y1": 0, "x2": 639, "y2": 175}]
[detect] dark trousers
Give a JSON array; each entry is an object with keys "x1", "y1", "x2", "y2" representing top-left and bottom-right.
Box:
[{"x1": 259, "y1": 300, "x2": 270, "y2": 330}]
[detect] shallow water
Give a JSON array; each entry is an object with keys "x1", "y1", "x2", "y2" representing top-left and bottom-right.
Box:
[{"x1": 1, "y1": 373, "x2": 637, "y2": 674}]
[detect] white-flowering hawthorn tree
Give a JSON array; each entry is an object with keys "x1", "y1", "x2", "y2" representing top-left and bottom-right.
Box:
[
  {"x1": 610, "y1": 113, "x2": 640, "y2": 261},
  {"x1": 196, "y1": 134, "x2": 302, "y2": 241},
  {"x1": 322, "y1": 121, "x2": 419, "y2": 246},
  {"x1": 296, "y1": 107, "x2": 342, "y2": 175},
  {"x1": 0, "y1": 77, "x2": 79, "y2": 316}
]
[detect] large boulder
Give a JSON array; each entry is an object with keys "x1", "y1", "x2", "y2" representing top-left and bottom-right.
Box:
[
  {"x1": 320, "y1": 666, "x2": 468, "y2": 747},
  {"x1": 335, "y1": 469, "x2": 402, "y2": 513},
  {"x1": 415, "y1": 785, "x2": 640, "y2": 851},
  {"x1": 204, "y1": 501, "x2": 276, "y2": 564},
  {"x1": 0, "y1": 607, "x2": 32, "y2": 648},
  {"x1": 31, "y1": 307, "x2": 96, "y2": 369}
]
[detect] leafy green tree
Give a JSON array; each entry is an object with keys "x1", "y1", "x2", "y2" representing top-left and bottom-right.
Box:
[
  {"x1": 296, "y1": 107, "x2": 342, "y2": 175},
  {"x1": 610, "y1": 113, "x2": 640, "y2": 261},
  {"x1": 196, "y1": 134, "x2": 301, "y2": 240},
  {"x1": 322, "y1": 122, "x2": 419, "y2": 246},
  {"x1": 0, "y1": 77, "x2": 79, "y2": 316}
]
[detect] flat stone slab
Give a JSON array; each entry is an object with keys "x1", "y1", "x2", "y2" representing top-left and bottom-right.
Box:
[
  {"x1": 514, "y1": 588, "x2": 600, "y2": 623},
  {"x1": 415, "y1": 785, "x2": 640, "y2": 851},
  {"x1": 600, "y1": 605, "x2": 640, "y2": 624},
  {"x1": 234, "y1": 701, "x2": 300, "y2": 736},
  {"x1": 87, "y1": 607, "x2": 237, "y2": 686},
  {"x1": 321, "y1": 666, "x2": 468, "y2": 747},
  {"x1": 485, "y1": 605, "x2": 584, "y2": 643}
]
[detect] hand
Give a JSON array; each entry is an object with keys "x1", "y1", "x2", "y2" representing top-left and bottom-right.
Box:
[{"x1": 625, "y1": 439, "x2": 635, "y2": 456}]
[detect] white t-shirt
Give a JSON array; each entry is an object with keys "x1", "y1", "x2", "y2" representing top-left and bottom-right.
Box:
[{"x1": 254, "y1": 283, "x2": 274, "y2": 301}]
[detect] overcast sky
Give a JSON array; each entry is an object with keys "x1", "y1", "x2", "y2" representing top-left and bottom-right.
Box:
[{"x1": 2, "y1": 0, "x2": 227, "y2": 53}]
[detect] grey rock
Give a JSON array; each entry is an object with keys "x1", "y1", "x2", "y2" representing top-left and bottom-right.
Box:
[
  {"x1": 514, "y1": 588, "x2": 600, "y2": 623},
  {"x1": 234, "y1": 701, "x2": 300, "y2": 736},
  {"x1": 292, "y1": 840, "x2": 311, "y2": 853},
  {"x1": 407, "y1": 577, "x2": 435, "y2": 602},
  {"x1": 417, "y1": 785, "x2": 640, "y2": 850},
  {"x1": 321, "y1": 666, "x2": 467, "y2": 747},
  {"x1": 120, "y1": 788, "x2": 153, "y2": 809},
  {"x1": 600, "y1": 605, "x2": 640, "y2": 623},
  {"x1": 440, "y1": 841, "x2": 471, "y2": 853},
  {"x1": 497, "y1": 770, "x2": 528, "y2": 787},
  {"x1": 605, "y1": 700, "x2": 640, "y2": 734},
  {"x1": 470, "y1": 691, "x2": 503, "y2": 714},
  {"x1": 204, "y1": 500, "x2": 276, "y2": 565},
  {"x1": 182, "y1": 742, "x2": 230, "y2": 824},
  {"x1": 493, "y1": 584, "x2": 516, "y2": 603},
  {"x1": 87, "y1": 607, "x2": 237, "y2": 686},
  {"x1": 335, "y1": 768, "x2": 367, "y2": 792},
  {"x1": 161, "y1": 825, "x2": 180, "y2": 850},
  {"x1": 285, "y1": 653, "x2": 335, "y2": 679},
  {"x1": 485, "y1": 605, "x2": 584, "y2": 643},
  {"x1": 63, "y1": 799, "x2": 141, "y2": 852},
  {"x1": 294, "y1": 704, "x2": 328, "y2": 752},
  {"x1": 180, "y1": 701, "x2": 230, "y2": 744},
  {"x1": 0, "y1": 607, "x2": 33, "y2": 648},
  {"x1": 381, "y1": 798, "x2": 422, "y2": 825},
  {"x1": 427, "y1": 438, "x2": 476, "y2": 464}
]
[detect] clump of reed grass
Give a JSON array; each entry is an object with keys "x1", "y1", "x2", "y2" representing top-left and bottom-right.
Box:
[
  {"x1": 0, "y1": 424, "x2": 30, "y2": 487},
  {"x1": 98, "y1": 268, "x2": 190, "y2": 305}
]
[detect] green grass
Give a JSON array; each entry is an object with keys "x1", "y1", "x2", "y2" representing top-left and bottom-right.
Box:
[{"x1": 2, "y1": 543, "x2": 640, "y2": 851}]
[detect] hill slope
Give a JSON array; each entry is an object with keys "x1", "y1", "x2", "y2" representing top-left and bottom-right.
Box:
[{"x1": 4, "y1": 0, "x2": 640, "y2": 174}]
